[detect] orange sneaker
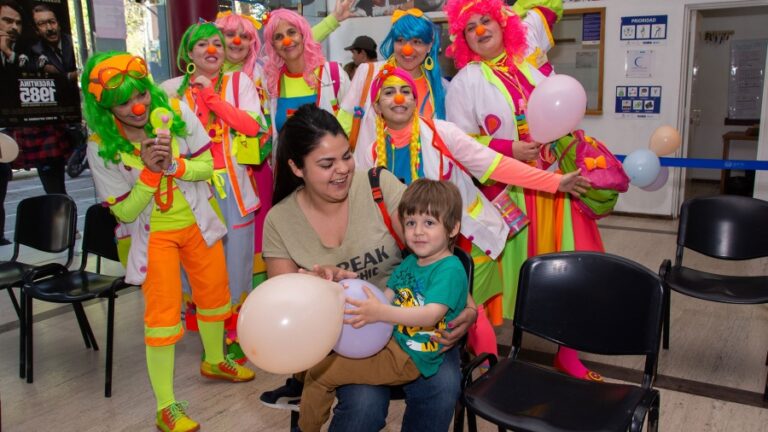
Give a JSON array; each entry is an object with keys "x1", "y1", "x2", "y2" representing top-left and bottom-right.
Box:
[{"x1": 156, "y1": 401, "x2": 199, "y2": 432}]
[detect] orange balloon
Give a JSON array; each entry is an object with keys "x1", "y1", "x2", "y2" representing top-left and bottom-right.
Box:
[
  {"x1": 282, "y1": 36, "x2": 292, "y2": 47},
  {"x1": 206, "y1": 44, "x2": 217, "y2": 54},
  {"x1": 131, "y1": 103, "x2": 147, "y2": 116},
  {"x1": 233, "y1": 36, "x2": 242, "y2": 45},
  {"x1": 649, "y1": 125, "x2": 681, "y2": 156},
  {"x1": 475, "y1": 24, "x2": 486, "y2": 36},
  {"x1": 394, "y1": 93, "x2": 405, "y2": 105},
  {"x1": 401, "y1": 43, "x2": 414, "y2": 56}
]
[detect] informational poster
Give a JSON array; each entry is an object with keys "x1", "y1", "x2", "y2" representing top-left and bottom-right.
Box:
[
  {"x1": 620, "y1": 15, "x2": 668, "y2": 45},
  {"x1": 727, "y1": 39, "x2": 767, "y2": 120},
  {"x1": 0, "y1": 0, "x2": 80, "y2": 126},
  {"x1": 582, "y1": 12, "x2": 601, "y2": 45},
  {"x1": 615, "y1": 85, "x2": 662, "y2": 118},
  {"x1": 625, "y1": 50, "x2": 654, "y2": 78}
]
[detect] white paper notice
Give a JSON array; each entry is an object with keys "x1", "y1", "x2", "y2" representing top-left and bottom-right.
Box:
[
  {"x1": 625, "y1": 50, "x2": 654, "y2": 78},
  {"x1": 93, "y1": 0, "x2": 127, "y2": 40}
]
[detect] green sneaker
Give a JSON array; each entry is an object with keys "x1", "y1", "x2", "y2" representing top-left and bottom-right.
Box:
[
  {"x1": 200, "y1": 354, "x2": 255, "y2": 382},
  {"x1": 226, "y1": 340, "x2": 247, "y2": 365},
  {"x1": 156, "y1": 401, "x2": 199, "y2": 432}
]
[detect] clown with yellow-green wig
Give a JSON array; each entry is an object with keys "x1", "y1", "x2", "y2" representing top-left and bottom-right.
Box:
[{"x1": 82, "y1": 51, "x2": 256, "y2": 432}]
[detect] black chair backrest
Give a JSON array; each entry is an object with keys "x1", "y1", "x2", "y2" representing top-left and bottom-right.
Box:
[
  {"x1": 453, "y1": 246, "x2": 474, "y2": 295},
  {"x1": 13, "y1": 194, "x2": 77, "y2": 264},
  {"x1": 514, "y1": 252, "x2": 663, "y2": 357},
  {"x1": 677, "y1": 195, "x2": 768, "y2": 262},
  {"x1": 80, "y1": 204, "x2": 120, "y2": 268}
]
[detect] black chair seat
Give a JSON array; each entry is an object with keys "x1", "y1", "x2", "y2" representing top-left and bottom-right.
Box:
[
  {"x1": 0, "y1": 262, "x2": 34, "y2": 287},
  {"x1": 465, "y1": 360, "x2": 651, "y2": 432},
  {"x1": 26, "y1": 271, "x2": 124, "y2": 303},
  {"x1": 666, "y1": 266, "x2": 768, "y2": 304}
]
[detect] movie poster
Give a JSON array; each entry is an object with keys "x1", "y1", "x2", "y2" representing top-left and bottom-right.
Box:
[{"x1": 0, "y1": 0, "x2": 81, "y2": 127}]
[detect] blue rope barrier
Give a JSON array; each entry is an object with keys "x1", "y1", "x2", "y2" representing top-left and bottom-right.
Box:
[{"x1": 615, "y1": 155, "x2": 768, "y2": 170}]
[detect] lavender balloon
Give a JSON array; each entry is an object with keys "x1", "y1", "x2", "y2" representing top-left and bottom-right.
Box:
[
  {"x1": 333, "y1": 279, "x2": 392, "y2": 359},
  {"x1": 640, "y1": 166, "x2": 670, "y2": 192}
]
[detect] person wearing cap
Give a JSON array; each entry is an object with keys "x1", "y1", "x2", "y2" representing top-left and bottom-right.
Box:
[
  {"x1": 337, "y1": 8, "x2": 446, "y2": 151},
  {"x1": 345, "y1": 35, "x2": 378, "y2": 66},
  {"x1": 82, "y1": 51, "x2": 256, "y2": 432},
  {"x1": 444, "y1": 0, "x2": 609, "y2": 383}
]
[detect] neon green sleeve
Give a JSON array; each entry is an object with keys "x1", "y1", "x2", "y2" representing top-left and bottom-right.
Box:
[
  {"x1": 336, "y1": 108, "x2": 353, "y2": 135},
  {"x1": 176, "y1": 147, "x2": 214, "y2": 182},
  {"x1": 109, "y1": 170, "x2": 161, "y2": 223},
  {"x1": 512, "y1": 0, "x2": 563, "y2": 20},
  {"x1": 311, "y1": 15, "x2": 340, "y2": 42}
]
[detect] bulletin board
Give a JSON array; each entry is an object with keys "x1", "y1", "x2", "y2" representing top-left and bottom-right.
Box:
[{"x1": 727, "y1": 39, "x2": 767, "y2": 122}]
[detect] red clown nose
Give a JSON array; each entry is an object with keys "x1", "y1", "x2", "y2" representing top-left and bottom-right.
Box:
[
  {"x1": 282, "y1": 36, "x2": 292, "y2": 47},
  {"x1": 206, "y1": 44, "x2": 217, "y2": 54},
  {"x1": 394, "y1": 93, "x2": 406, "y2": 105},
  {"x1": 401, "y1": 43, "x2": 414, "y2": 56},
  {"x1": 131, "y1": 103, "x2": 146, "y2": 116},
  {"x1": 233, "y1": 36, "x2": 242, "y2": 45},
  {"x1": 475, "y1": 24, "x2": 486, "y2": 36}
]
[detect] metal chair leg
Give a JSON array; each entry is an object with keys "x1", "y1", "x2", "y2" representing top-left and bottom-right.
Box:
[
  {"x1": 453, "y1": 400, "x2": 465, "y2": 432},
  {"x1": 662, "y1": 287, "x2": 670, "y2": 350},
  {"x1": 19, "y1": 288, "x2": 26, "y2": 379},
  {"x1": 289, "y1": 410, "x2": 299, "y2": 430},
  {"x1": 6, "y1": 287, "x2": 20, "y2": 319},
  {"x1": 25, "y1": 291, "x2": 33, "y2": 383},
  {"x1": 72, "y1": 302, "x2": 99, "y2": 351},
  {"x1": 105, "y1": 294, "x2": 115, "y2": 398}
]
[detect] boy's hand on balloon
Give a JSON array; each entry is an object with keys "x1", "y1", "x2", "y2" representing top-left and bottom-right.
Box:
[
  {"x1": 344, "y1": 285, "x2": 384, "y2": 328},
  {"x1": 558, "y1": 169, "x2": 590, "y2": 197},
  {"x1": 513, "y1": 140, "x2": 542, "y2": 162}
]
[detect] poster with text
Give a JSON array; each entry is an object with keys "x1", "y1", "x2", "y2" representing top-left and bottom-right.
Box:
[{"x1": 0, "y1": 0, "x2": 81, "y2": 127}]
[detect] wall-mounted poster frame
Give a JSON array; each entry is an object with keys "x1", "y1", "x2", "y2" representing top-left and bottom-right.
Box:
[
  {"x1": 431, "y1": 17, "x2": 459, "y2": 79},
  {"x1": 548, "y1": 7, "x2": 605, "y2": 115}
]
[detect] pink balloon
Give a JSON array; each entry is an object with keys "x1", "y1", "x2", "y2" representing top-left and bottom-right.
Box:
[
  {"x1": 526, "y1": 74, "x2": 587, "y2": 143},
  {"x1": 640, "y1": 166, "x2": 670, "y2": 192},
  {"x1": 237, "y1": 273, "x2": 346, "y2": 374},
  {"x1": 649, "y1": 125, "x2": 681, "y2": 156},
  {"x1": 334, "y1": 279, "x2": 392, "y2": 359}
]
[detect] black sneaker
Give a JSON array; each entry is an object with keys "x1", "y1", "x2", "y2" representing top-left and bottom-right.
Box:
[
  {"x1": 259, "y1": 378, "x2": 303, "y2": 412},
  {"x1": 0, "y1": 238, "x2": 11, "y2": 246}
]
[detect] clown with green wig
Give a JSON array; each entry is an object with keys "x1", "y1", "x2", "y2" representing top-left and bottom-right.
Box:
[
  {"x1": 82, "y1": 51, "x2": 256, "y2": 432},
  {"x1": 160, "y1": 22, "x2": 272, "y2": 365}
]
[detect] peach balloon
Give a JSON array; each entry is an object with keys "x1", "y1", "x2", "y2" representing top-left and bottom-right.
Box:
[
  {"x1": 649, "y1": 125, "x2": 681, "y2": 156},
  {"x1": 237, "y1": 273, "x2": 346, "y2": 374}
]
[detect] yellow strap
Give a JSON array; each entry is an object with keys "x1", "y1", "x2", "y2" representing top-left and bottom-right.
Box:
[{"x1": 210, "y1": 169, "x2": 228, "y2": 199}]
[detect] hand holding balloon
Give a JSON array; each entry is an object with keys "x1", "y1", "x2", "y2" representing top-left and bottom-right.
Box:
[
  {"x1": 299, "y1": 264, "x2": 358, "y2": 282},
  {"x1": 344, "y1": 284, "x2": 389, "y2": 328},
  {"x1": 334, "y1": 279, "x2": 392, "y2": 358}
]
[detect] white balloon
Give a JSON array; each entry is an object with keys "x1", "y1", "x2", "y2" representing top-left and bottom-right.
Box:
[{"x1": 0, "y1": 133, "x2": 19, "y2": 163}]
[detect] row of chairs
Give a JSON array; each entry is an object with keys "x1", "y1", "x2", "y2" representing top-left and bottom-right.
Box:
[
  {"x1": 459, "y1": 195, "x2": 767, "y2": 432},
  {"x1": 0, "y1": 194, "x2": 130, "y2": 398}
]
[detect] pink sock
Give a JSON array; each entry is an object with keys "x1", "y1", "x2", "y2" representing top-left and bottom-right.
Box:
[{"x1": 554, "y1": 346, "x2": 589, "y2": 378}]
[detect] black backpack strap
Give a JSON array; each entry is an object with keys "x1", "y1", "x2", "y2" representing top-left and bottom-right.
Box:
[{"x1": 368, "y1": 167, "x2": 406, "y2": 252}]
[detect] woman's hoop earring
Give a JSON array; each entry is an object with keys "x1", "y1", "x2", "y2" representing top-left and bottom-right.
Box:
[
  {"x1": 423, "y1": 56, "x2": 434, "y2": 71},
  {"x1": 186, "y1": 63, "x2": 196, "y2": 75}
]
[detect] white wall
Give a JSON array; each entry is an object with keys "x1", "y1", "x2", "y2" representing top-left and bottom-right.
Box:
[{"x1": 324, "y1": 0, "x2": 768, "y2": 216}]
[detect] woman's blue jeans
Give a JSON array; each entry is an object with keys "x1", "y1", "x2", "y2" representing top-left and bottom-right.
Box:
[{"x1": 329, "y1": 347, "x2": 461, "y2": 432}]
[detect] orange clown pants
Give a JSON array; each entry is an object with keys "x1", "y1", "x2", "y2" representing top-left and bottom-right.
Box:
[{"x1": 143, "y1": 224, "x2": 231, "y2": 347}]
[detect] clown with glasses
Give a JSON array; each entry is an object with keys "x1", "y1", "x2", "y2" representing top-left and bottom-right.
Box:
[{"x1": 83, "y1": 52, "x2": 256, "y2": 432}]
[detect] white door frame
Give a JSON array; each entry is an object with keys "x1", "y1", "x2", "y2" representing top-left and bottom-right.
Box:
[{"x1": 676, "y1": 0, "x2": 768, "y2": 215}]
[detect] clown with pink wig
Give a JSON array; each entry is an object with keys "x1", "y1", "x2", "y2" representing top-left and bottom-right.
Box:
[
  {"x1": 261, "y1": 8, "x2": 350, "y2": 145},
  {"x1": 354, "y1": 63, "x2": 588, "y2": 348},
  {"x1": 444, "y1": 0, "x2": 606, "y2": 382}
]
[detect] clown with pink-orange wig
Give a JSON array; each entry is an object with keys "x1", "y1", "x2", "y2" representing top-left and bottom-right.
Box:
[
  {"x1": 445, "y1": 0, "x2": 608, "y2": 383},
  {"x1": 261, "y1": 8, "x2": 350, "y2": 147}
]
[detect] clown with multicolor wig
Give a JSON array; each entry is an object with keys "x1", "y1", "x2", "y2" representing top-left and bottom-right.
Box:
[
  {"x1": 444, "y1": 0, "x2": 607, "y2": 382},
  {"x1": 82, "y1": 52, "x2": 256, "y2": 432},
  {"x1": 354, "y1": 63, "x2": 589, "y2": 352},
  {"x1": 337, "y1": 8, "x2": 447, "y2": 149}
]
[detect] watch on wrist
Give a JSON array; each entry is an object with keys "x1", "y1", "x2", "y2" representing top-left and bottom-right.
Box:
[{"x1": 164, "y1": 159, "x2": 178, "y2": 176}]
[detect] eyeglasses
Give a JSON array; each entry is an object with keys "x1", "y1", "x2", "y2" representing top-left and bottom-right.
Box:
[{"x1": 88, "y1": 55, "x2": 148, "y2": 101}]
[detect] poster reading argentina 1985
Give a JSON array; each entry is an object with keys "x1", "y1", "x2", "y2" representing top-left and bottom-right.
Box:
[{"x1": 0, "y1": 0, "x2": 81, "y2": 126}]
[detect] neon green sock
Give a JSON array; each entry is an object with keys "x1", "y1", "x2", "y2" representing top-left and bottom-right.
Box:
[
  {"x1": 198, "y1": 319, "x2": 225, "y2": 364},
  {"x1": 146, "y1": 344, "x2": 175, "y2": 411}
]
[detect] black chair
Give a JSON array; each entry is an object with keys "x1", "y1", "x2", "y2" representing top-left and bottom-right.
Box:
[
  {"x1": 659, "y1": 195, "x2": 768, "y2": 400},
  {"x1": 461, "y1": 252, "x2": 663, "y2": 432},
  {"x1": 21, "y1": 203, "x2": 132, "y2": 397},
  {"x1": 289, "y1": 246, "x2": 475, "y2": 431},
  {"x1": 0, "y1": 194, "x2": 77, "y2": 319}
]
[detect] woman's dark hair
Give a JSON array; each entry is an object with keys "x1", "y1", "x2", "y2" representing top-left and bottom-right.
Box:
[{"x1": 273, "y1": 104, "x2": 348, "y2": 205}]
